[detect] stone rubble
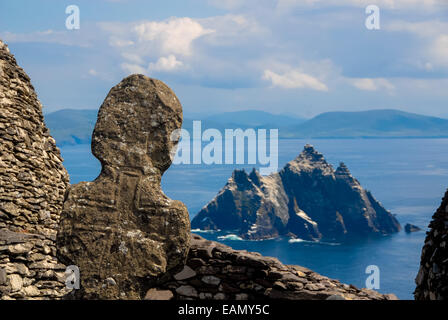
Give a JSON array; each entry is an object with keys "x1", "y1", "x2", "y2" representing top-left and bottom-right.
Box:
[{"x1": 149, "y1": 234, "x2": 398, "y2": 300}]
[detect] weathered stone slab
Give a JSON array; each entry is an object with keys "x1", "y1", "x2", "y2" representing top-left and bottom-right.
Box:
[{"x1": 57, "y1": 75, "x2": 190, "y2": 299}]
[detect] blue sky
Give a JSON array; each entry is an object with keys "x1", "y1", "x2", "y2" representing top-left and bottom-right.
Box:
[{"x1": 1, "y1": 0, "x2": 447, "y2": 118}]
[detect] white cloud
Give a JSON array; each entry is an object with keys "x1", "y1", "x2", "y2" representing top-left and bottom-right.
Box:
[
  {"x1": 430, "y1": 35, "x2": 448, "y2": 67},
  {"x1": 133, "y1": 17, "x2": 215, "y2": 56},
  {"x1": 263, "y1": 69, "x2": 328, "y2": 91},
  {"x1": 109, "y1": 38, "x2": 134, "y2": 47},
  {"x1": 100, "y1": 15, "x2": 269, "y2": 78},
  {"x1": 148, "y1": 55, "x2": 184, "y2": 72},
  {"x1": 88, "y1": 69, "x2": 98, "y2": 76},
  {"x1": 387, "y1": 20, "x2": 448, "y2": 68},
  {"x1": 99, "y1": 17, "x2": 216, "y2": 75},
  {"x1": 121, "y1": 52, "x2": 145, "y2": 65},
  {"x1": 351, "y1": 78, "x2": 395, "y2": 91},
  {"x1": 120, "y1": 63, "x2": 146, "y2": 75},
  {"x1": 198, "y1": 14, "x2": 268, "y2": 47}
]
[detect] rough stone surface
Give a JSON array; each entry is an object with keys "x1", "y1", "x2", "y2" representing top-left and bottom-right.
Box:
[
  {"x1": 174, "y1": 266, "x2": 196, "y2": 281},
  {"x1": 153, "y1": 234, "x2": 397, "y2": 300},
  {"x1": 57, "y1": 74, "x2": 190, "y2": 299},
  {"x1": 0, "y1": 39, "x2": 69, "y2": 300},
  {"x1": 192, "y1": 145, "x2": 401, "y2": 241},
  {"x1": 415, "y1": 189, "x2": 448, "y2": 300},
  {"x1": 144, "y1": 288, "x2": 173, "y2": 300}
]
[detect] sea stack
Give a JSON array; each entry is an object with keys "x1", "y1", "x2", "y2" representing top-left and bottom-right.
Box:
[
  {"x1": 0, "y1": 39, "x2": 70, "y2": 299},
  {"x1": 192, "y1": 144, "x2": 401, "y2": 241},
  {"x1": 415, "y1": 189, "x2": 448, "y2": 300},
  {"x1": 57, "y1": 75, "x2": 191, "y2": 299}
]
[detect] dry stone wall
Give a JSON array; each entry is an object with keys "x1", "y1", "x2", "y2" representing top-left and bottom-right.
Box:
[
  {"x1": 415, "y1": 189, "x2": 448, "y2": 300},
  {"x1": 0, "y1": 39, "x2": 70, "y2": 300},
  {"x1": 148, "y1": 234, "x2": 398, "y2": 300}
]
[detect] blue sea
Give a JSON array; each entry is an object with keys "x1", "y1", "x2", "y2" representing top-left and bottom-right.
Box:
[{"x1": 59, "y1": 139, "x2": 448, "y2": 300}]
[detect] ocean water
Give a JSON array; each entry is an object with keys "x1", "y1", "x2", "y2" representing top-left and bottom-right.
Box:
[{"x1": 59, "y1": 139, "x2": 448, "y2": 300}]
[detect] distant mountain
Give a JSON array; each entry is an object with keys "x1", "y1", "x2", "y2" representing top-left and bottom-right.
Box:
[
  {"x1": 287, "y1": 109, "x2": 448, "y2": 138},
  {"x1": 203, "y1": 110, "x2": 306, "y2": 127},
  {"x1": 44, "y1": 108, "x2": 448, "y2": 146},
  {"x1": 191, "y1": 144, "x2": 401, "y2": 241},
  {"x1": 44, "y1": 109, "x2": 97, "y2": 145},
  {"x1": 181, "y1": 110, "x2": 306, "y2": 135}
]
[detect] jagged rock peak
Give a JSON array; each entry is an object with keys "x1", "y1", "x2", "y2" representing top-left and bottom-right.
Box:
[
  {"x1": 248, "y1": 168, "x2": 262, "y2": 186},
  {"x1": 302, "y1": 144, "x2": 325, "y2": 161},
  {"x1": 287, "y1": 144, "x2": 333, "y2": 175},
  {"x1": 335, "y1": 162, "x2": 359, "y2": 185},
  {"x1": 57, "y1": 74, "x2": 191, "y2": 300},
  {"x1": 0, "y1": 39, "x2": 70, "y2": 299},
  {"x1": 232, "y1": 169, "x2": 249, "y2": 183},
  {"x1": 415, "y1": 188, "x2": 448, "y2": 300},
  {"x1": 335, "y1": 162, "x2": 350, "y2": 175}
]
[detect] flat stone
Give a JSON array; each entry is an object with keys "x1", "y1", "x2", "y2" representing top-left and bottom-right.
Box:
[
  {"x1": 144, "y1": 288, "x2": 173, "y2": 300},
  {"x1": 9, "y1": 274, "x2": 23, "y2": 292},
  {"x1": 176, "y1": 285, "x2": 198, "y2": 298},
  {"x1": 174, "y1": 266, "x2": 196, "y2": 281},
  {"x1": 199, "y1": 292, "x2": 213, "y2": 299},
  {"x1": 7, "y1": 242, "x2": 33, "y2": 254},
  {"x1": 213, "y1": 293, "x2": 226, "y2": 300},
  {"x1": 22, "y1": 285, "x2": 40, "y2": 296},
  {"x1": 0, "y1": 267, "x2": 6, "y2": 285},
  {"x1": 235, "y1": 293, "x2": 249, "y2": 300},
  {"x1": 5, "y1": 263, "x2": 29, "y2": 276},
  {"x1": 201, "y1": 275, "x2": 221, "y2": 286}
]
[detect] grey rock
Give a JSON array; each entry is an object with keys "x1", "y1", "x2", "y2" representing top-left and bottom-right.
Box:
[
  {"x1": 176, "y1": 285, "x2": 198, "y2": 298},
  {"x1": 9, "y1": 274, "x2": 23, "y2": 292},
  {"x1": 201, "y1": 275, "x2": 221, "y2": 286},
  {"x1": 0, "y1": 268, "x2": 6, "y2": 285},
  {"x1": 405, "y1": 223, "x2": 421, "y2": 233},
  {"x1": 174, "y1": 266, "x2": 196, "y2": 281}
]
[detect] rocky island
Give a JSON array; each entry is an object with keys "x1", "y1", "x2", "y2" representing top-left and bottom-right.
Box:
[{"x1": 192, "y1": 145, "x2": 401, "y2": 241}]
